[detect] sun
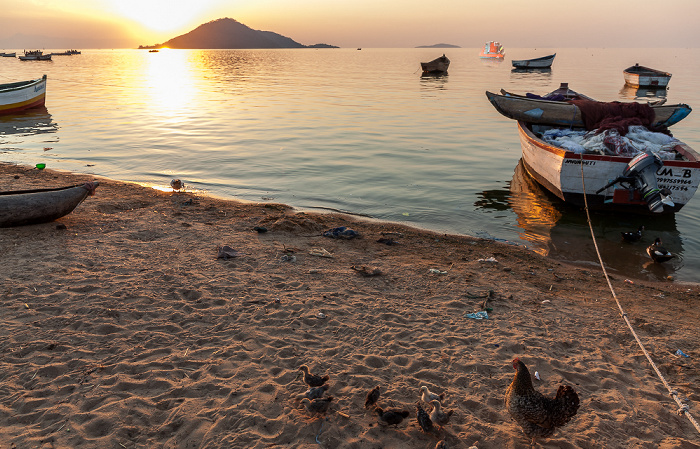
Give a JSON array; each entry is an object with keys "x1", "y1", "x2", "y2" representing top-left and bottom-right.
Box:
[{"x1": 107, "y1": 0, "x2": 214, "y2": 34}]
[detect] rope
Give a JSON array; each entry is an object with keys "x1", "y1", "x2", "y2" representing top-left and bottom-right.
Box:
[{"x1": 578, "y1": 154, "x2": 700, "y2": 434}]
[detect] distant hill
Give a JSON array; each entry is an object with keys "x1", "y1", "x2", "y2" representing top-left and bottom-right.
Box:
[
  {"x1": 139, "y1": 18, "x2": 338, "y2": 49},
  {"x1": 416, "y1": 43, "x2": 461, "y2": 48}
]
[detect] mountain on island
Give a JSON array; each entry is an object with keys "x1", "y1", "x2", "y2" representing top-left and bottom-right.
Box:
[
  {"x1": 139, "y1": 18, "x2": 337, "y2": 49},
  {"x1": 416, "y1": 43, "x2": 461, "y2": 48}
]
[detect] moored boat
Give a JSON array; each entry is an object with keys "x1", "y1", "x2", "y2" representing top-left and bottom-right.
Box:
[
  {"x1": 485, "y1": 87, "x2": 691, "y2": 128},
  {"x1": 623, "y1": 63, "x2": 671, "y2": 88},
  {"x1": 479, "y1": 41, "x2": 504, "y2": 59},
  {"x1": 0, "y1": 182, "x2": 99, "y2": 227},
  {"x1": 18, "y1": 50, "x2": 51, "y2": 61},
  {"x1": 487, "y1": 85, "x2": 700, "y2": 214},
  {"x1": 420, "y1": 54, "x2": 450, "y2": 74},
  {"x1": 1, "y1": 52, "x2": 16, "y2": 57},
  {"x1": 0, "y1": 75, "x2": 48, "y2": 115},
  {"x1": 512, "y1": 53, "x2": 556, "y2": 69}
]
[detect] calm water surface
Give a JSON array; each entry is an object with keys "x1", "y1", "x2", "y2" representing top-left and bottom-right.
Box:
[{"x1": 1, "y1": 48, "x2": 699, "y2": 282}]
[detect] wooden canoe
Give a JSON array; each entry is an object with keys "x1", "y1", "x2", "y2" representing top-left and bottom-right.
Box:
[
  {"x1": 485, "y1": 91, "x2": 691, "y2": 128},
  {"x1": 420, "y1": 54, "x2": 450, "y2": 74},
  {"x1": 512, "y1": 53, "x2": 556, "y2": 69},
  {"x1": 0, "y1": 182, "x2": 98, "y2": 227}
]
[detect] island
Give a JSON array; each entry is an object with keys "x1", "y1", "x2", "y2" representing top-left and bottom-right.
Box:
[
  {"x1": 415, "y1": 43, "x2": 461, "y2": 48},
  {"x1": 139, "y1": 18, "x2": 338, "y2": 49}
]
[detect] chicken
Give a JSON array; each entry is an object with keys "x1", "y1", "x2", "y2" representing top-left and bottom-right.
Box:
[
  {"x1": 420, "y1": 385, "x2": 445, "y2": 404},
  {"x1": 505, "y1": 358, "x2": 579, "y2": 444},
  {"x1": 299, "y1": 365, "x2": 329, "y2": 387},
  {"x1": 416, "y1": 403, "x2": 434, "y2": 433},
  {"x1": 376, "y1": 407, "x2": 410, "y2": 427},
  {"x1": 429, "y1": 400, "x2": 453, "y2": 428},
  {"x1": 300, "y1": 396, "x2": 334, "y2": 414},
  {"x1": 295, "y1": 384, "x2": 329, "y2": 400},
  {"x1": 365, "y1": 385, "x2": 380, "y2": 408}
]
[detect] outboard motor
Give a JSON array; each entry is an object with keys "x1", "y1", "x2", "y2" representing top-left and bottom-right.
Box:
[{"x1": 596, "y1": 150, "x2": 674, "y2": 213}]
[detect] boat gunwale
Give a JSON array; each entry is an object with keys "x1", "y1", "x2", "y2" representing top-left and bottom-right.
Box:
[
  {"x1": 0, "y1": 75, "x2": 46, "y2": 94},
  {"x1": 0, "y1": 184, "x2": 87, "y2": 197},
  {"x1": 516, "y1": 121, "x2": 700, "y2": 166}
]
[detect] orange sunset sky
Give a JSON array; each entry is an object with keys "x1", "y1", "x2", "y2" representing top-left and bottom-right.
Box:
[{"x1": 1, "y1": 0, "x2": 699, "y2": 49}]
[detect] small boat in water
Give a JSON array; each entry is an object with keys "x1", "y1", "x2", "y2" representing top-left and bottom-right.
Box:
[
  {"x1": 479, "y1": 41, "x2": 505, "y2": 59},
  {"x1": 623, "y1": 63, "x2": 671, "y2": 88},
  {"x1": 0, "y1": 182, "x2": 99, "y2": 227},
  {"x1": 18, "y1": 50, "x2": 51, "y2": 61},
  {"x1": 487, "y1": 84, "x2": 700, "y2": 214},
  {"x1": 420, "y1": 54, "x2": 450, "y2": 74},
  {"x1": 0, "y1": 75, "x2": 48, "y2": 115},
  {"x1": 485, "y1": 85, "x2": 690, "y2": 128},
  {"x1": 1, "y1": 52, "x2": 16, "y2": 57},
  {"x1": 512, "y1": 53, "x2": 556, "y2": 69}
]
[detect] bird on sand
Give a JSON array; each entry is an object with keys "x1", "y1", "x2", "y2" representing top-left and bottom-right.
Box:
[
  {"x1": 296, "y1": 385, "x2": 329, "y2": 400},
  {"x1": 170, "y1": 178, "x2": 184, "y2": 191},
  {"x1": 365, "y1": 385, "x2": 380, "y2": 408},
  {"x1": 420, "y1": 385, "x2": 444, "y2": 404},
  {"x1": 376, "y1": 407, "x2": 410, "y2": 427},
  {"x1": 300, "y1": 396, "x2": 334, "y2": 414},
  {"x1": 299, "y1": 365, "x2": 329, "y2": 387},
  {"x1": 647, "y1": 237, "x2": 674, "y2": 263},
  {"x1": 429, "y1": 400, "x2": 453, "y2": 428},
  {"x1": 621, "y1": 225, "x2": 644, "y2": 242},
  {"x1": 416, "y1": 403, "x2": 434, "y2": 433}
]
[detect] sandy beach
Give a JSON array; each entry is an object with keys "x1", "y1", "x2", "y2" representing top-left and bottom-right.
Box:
[{"x1": 1, "y1": 162, "x2": 699, "y2": 448}]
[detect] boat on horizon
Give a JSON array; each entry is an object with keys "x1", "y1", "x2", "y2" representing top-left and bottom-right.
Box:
[
  {"x1": 18, "y1": 50, "x2": 51, "y2": 61},
  {"x1": 0, "y1": 75, "x2": 48, "y2": 115},
  {"x1": 479, "y1": 41, "x2": 504, "y2": 59},
  {"x1": 623, "y1": 63, "x2": 671, "y2": 88},
  {"x1": 1, "y1": 51, "x2": 16, "y2": 57},
  {"x1": 420, "y1": 54, "x2": 450, "y2": 74},
  {"x1": 512, "y1": 53, "x2": 556, "y2": 69},
  {"x1": 486, "y1": 84, "x2": 700, "y2": 214}
]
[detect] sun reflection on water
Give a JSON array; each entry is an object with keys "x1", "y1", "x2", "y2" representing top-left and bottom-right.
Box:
[{"x1": 143, "y1": 49, "x2": 198, "y2": 122}]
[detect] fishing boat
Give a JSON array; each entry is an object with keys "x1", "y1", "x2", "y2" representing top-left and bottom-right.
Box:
[
  {"x1": 420, "y1": 54, "x2": 450, "y2": 74},
  {"x1": 479, "y1": 41, "x2": 504, "y2": 59},
  {"x1": 623, "y1": 63, "x2": 672, "y2": 88},
  {"x1": 512, "y1": 53, "x2": 556, "y2": 69},
  {"x1": 18, "y1": 50, "x2": 51, "y2": 61},
  {"x1": 487, "y1": 85, "x2": 700, "y2": 214},
  {"x1": 0, "y1": 75, "x2": 48, "y2": 115},
  {"x1": 1, "y1": 52, "x2": 16, "y2": 57},
  {"x1": 0, "y1": 182, "x2": 98, "y2": 227},
  {"x1": 485, "y1": 87, "x2": 691, "y2": 128}
]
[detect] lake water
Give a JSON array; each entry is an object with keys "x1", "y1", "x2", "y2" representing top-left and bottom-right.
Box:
[{"x1": 2, "y1": 48, "x2": 700, "y2": 282}]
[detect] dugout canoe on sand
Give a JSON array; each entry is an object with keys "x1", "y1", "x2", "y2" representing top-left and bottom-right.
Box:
[{"x1": 0, "y1": 182, "x2": 98, "y2": 227}]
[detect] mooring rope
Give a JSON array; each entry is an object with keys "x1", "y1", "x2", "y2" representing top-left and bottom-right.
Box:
[{"x1": 578, "y1": 153, "x2": 700, "y2": 434}]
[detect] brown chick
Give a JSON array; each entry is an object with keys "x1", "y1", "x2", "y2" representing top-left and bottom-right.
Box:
[
  {"x1": 429, "y1": 400, "x2": 453, "y2": 428},
  {"x1": 505, "y1": 357, "x2": 580, "y2": 444},
  {"x1": 299, "y1": 365, "x2": 329, "y2": 387},
  {"x1": 416, "y1": 403, "x2": 434, "y2": 433},
  {"x1": 300, "y1": 396, "x2": 334, "y2": 414},
  {"x1": 365, "y1": 385, "x2": 380, "y2": 408},
  {"x1": 376, "y1": 407, "x2": 410, "y2": 427}
]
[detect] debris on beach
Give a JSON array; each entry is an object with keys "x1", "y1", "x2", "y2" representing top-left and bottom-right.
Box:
[
  {"x1": 217, "y1": 245, "x2": 242, "y2": 259},
  {"x1": 429, "y1": 268, "x2": 448, "y2": 275},
  {"x1": 465, "y1": 311, "x2": 489, "y2": 320},
  {"x1": 323, "y1": 226, "x2": 360, "y2": 239},
  {"x1": 309, "y1": 247, "x2": 333, "y2": 258},
  {"x1": 478, "y1": 257, "x2": 498, "y2": 263},
  {"x1": 377, "y1": 237, "x2": 399, "y2": 245},
  {"x1": 351, "y1": 265, "x2": 382, "y2": 277},
  {"x1": 253, "y1": 226, "x2": 268, "y2": 233}
]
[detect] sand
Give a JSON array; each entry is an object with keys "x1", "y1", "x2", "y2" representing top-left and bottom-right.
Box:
[{"x1": 1, "y1": 163, "x2": 699, "y2": 448}]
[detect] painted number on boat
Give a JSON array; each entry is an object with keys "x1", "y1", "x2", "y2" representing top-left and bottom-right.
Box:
[
  {"x1": 657, "y1": 168, "x2": 692, "y2": 178},
  {"x1": 564, "y1": 159, "x2": 596, "y2": 166},
  {"x1": 34, "y1": 83, "x2": 45, "y2": 92}
]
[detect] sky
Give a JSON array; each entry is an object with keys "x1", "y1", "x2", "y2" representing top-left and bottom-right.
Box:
[{"x1": 1, "y1": 0, "x2": 699, "y2": 49}]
